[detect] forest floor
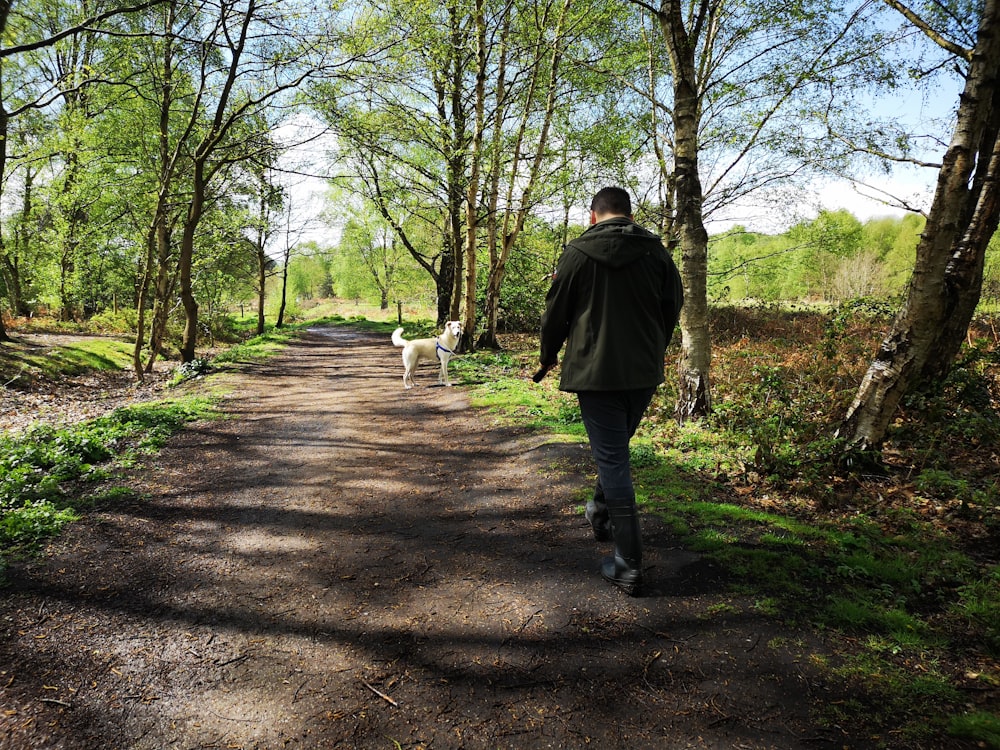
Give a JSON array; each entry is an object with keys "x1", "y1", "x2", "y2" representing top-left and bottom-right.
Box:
[{"x1": 0, "y1": 326, "x2": 970, "y2": 749}]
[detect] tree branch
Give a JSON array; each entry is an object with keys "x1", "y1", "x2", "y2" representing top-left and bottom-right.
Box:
[
  {"x1": 1, "y1": 0, "x2": 169, "y2": 58},
  {"x1": 881, "y1": 0, "x2": 973, "y2": 62}
]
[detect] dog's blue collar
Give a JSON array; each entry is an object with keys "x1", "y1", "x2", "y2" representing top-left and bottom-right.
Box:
[{"x1": 436, "y1": 340, "x2": 455, "y2": 359}]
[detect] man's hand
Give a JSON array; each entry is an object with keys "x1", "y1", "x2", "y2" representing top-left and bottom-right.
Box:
[{"x1": 532, "y1": 363, "x2": 554, "y2": 383}]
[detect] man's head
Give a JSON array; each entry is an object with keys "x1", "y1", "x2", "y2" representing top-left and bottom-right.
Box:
[{"x1": 590, "y1": 186, "x2": 632, "y2": 223}]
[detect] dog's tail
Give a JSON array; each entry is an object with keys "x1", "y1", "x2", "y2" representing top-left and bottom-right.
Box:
[{"x1": 391, "y1": 327, "x2": 407, "y2": 347}]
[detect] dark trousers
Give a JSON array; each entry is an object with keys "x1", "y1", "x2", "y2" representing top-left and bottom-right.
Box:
[{"x1": 577, "y1": 387, "x2": 657, "y2": 504}]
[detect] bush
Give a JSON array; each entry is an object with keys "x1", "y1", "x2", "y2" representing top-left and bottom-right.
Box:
[
  {"x1": 88, "y1": 308, "x2": 139, "y2": 334},
  {"x1": 171, "y1": 358, "x2": 212, "y2": 384},
  {"x1": 0, "y1": 399, "x2": 214, "y2": 552}
]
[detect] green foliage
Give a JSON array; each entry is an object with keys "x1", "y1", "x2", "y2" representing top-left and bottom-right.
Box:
[
  {"x1": 894, "y1": 343, "x2": 1000, "y2": 490},
  {"x1": 1, "y1": 502, "x2": 79, "y2": 548},
  {"x1": 287, "y1": 251, "x2": 336, "y2": 301},
  {"x1": 487, "y1": 218, "x2": 559, "y2": 333},
  {"x1": 326, "y1": 209, "x2": 434, "y2": 309},
  {"x1": 88, "y1": 309, "x2": 139, "y2": 334},
  {"x1": 708, "y1": 214, "x2": 925, "y2": 305},
  {"x1": 0, "y1": 398, "x2": 215, "y2": 552},
  {"x1": 982, "y1": 234, "x2": 1000, "y2": 313},
  {"x1": 822, "y1": 297, "x2": 895, "y2": 359},
  {"x1": 949, "y1": 711, "x2": 1000, "y2": 749},
  {"x1": 462, "y1": 306, "x2": 1000, "y2": 747},
  {"x1": 629, "y1": 441, "x2": 660, "y2": 469},
  {"x1": 171, "y1": 357, "x2": 213, "y2": 384},
  {"x1": 955, "y1": 566, "x2": 1000, "y2": 654},
  {"x1": 710, "y1": 358, "x2": 850, "y2": 483}
]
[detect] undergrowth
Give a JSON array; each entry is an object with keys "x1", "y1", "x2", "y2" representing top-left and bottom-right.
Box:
[
  {"x1": 460, "y1": 302, "x2": 1000, "y2": 749},
  {"x1": 0, "y1": 398, "x2": 216, "y2": 559}
]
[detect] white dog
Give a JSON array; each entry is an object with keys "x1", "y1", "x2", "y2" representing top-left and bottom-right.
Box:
[{"x1": 391, "y1": 321, "x2": 463, "y2": 389}]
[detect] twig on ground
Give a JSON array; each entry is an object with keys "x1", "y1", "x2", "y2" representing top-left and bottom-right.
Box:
[
  {"x1": 40, "y1": 698, "x2": 73, "y2": 708},
  {"x1": 293, "y1": 678, "x2": 309, "y2": 702},
  {"x1": 362, "y1": 680, "x2": 398, "y2": 706},
  {"x1": 214, "y1": 653, "x2": 249, "y2": 667}
]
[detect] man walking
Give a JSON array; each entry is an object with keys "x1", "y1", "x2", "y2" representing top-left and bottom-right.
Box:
[{"x1": 538, "y1": 186, "x2": 683, "y2": 596}]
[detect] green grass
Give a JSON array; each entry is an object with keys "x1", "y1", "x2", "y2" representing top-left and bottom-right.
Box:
[
  {"x1": 0, "y1": 337, "x2": 136, "y2": 386},
  {"x1": 0, "y1": 397, "x2": 217, "y2": 556},
  {"x1": 453, "y1": 349, "x2": 587, "y2": 435},
  {"x1": 949, "y1": 711, "x2": 1000, "y2": 749},
  {"x1": 211, "y1": 327, "x2": 299, "y2": 364},
  {"x1": 457, "y1": 329, "x2": 1000, "y2": 750}
]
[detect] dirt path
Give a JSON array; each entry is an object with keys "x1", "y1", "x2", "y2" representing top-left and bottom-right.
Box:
[{"x1": 2, "y1": 327, "x2": 872, "y2": 749}]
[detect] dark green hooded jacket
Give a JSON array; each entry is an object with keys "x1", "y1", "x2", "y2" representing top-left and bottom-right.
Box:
[{"x1": 539, "y1": 217, "x2": 683, "y2": 392}]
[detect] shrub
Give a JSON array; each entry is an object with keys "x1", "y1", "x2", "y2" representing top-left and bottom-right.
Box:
[
  {"x1": 88, "y1": 308, "x2": 139, "y2": 334},
  {"x1": 0, "y1": 399, "x2": 214, "y2": 552}
]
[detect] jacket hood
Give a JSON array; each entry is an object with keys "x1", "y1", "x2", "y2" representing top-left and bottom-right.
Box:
[{"x1": 570, "y1": 217, "x2": 663, "y2": 269}]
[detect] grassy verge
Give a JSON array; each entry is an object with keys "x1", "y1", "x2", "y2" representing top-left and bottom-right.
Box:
[
  {"x1": 446, "y1": 313, "x2": 1000, "y2": 750},
  {"x1": 0, "y1": 397, "x2": 217, "y2": 567},
  {"x1": 0, "y1": 336, "x2": 136, "y2": 387}
]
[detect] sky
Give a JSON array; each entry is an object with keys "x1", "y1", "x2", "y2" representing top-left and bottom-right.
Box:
[
  {"x1": 274, "y1": 61, "x2": 956, "y2": 249},
  {"x1": 816, "y1": 173, "x2": 935, "y2": 221},
  {"x1": 714, "y1": 167, "x2": 938, "y2": 235},
  {"x1": 274, "y1": 159, "x2": 939, "y2": 252}
]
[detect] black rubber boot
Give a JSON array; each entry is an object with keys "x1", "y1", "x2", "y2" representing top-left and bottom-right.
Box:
[
  {"x1": 585, "y1": 487, "x2": 612, "y2": 542},
  {"x1": 601, "y1": 503, "x2": 643, "y2": 596}
]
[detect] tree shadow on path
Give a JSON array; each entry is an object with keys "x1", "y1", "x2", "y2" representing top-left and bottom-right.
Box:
[{"x1": 1, "y1": 326, "x2": 884, "y2": 750}]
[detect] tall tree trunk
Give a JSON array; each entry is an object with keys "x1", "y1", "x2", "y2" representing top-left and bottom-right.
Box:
[
  {"x1": 144, "y1": 227, "x2": 177, "y2": 374},
  {"x1": 479, "y1": 14, "x2": 510, "y2": 349},
  {"x1": 461, "y1": 0, "x2": 486, "y2": 352},
  {"x1": 0, "y1": 0, "x2": 7, "y2": 343},
  {"x1": 0, "y1": 230, "x2": 10, "y2": 341},
  {"x1": 13, "y1": 160, "x2": 34, "y2": 316},
  {"x1": 256, "y1": 244, "x2": 267, "y2": 336},
  {"x1": 179, "y1": 162, "x2": 205, "y2": 364},
  {"x1": 448, "y1": 182, "x2": 465, "y2": 326},
  {"x1": 437, "y1": 242, "x2": 455, "y2": 326},
  {"x1": 276, "y1": 276, "x2": 288, "y2": 326},
  {"x1": 59, "y1": 239, "x2": 76, "y2": 321},
  {"x1": 276, "y1": 245, "x2": 290, "y2": 328},
  {"x1": 137, "y1": 0, "x2": 180, "y2": 376},
  {"x1": 254, "y1": 189, "x2": 268, "y2": 336},
  {"x1": 839, "y1": 0, "x2": 1000, "y2": 451},
  {"x1": 56, "y1": 146, "x2": 87, "y2": 323},
  {"x1": 137, "y1": 218, "x2": 179, "y2": 375},
  {"x1": 442, "y1": 0, "x2": 466, "y2": 330},
  {"x1": 133, "y1": 224, "x2": 157, "y2": 380},
  {"x1": 1, "y1": 157, "x2": 30, "y2": 323},
  {"x1": 658, "y1": 0, "x2": 712, "y2": 420},
  {"x1": 478, "y1": 0, "x2": 570, "y2": 350},
  {"x1": 0, "y1": 0, "x2": 22, "y2": 343}
]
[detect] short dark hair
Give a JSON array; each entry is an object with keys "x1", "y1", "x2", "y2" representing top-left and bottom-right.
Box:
[{"x1": 590, "y1": 186, "x2": 631, "y2": 217}]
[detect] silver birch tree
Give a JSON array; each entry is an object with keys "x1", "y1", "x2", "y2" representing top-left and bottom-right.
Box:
[{"x1": 839, "y1": 0, "x2": 1000, "y2": 451}]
